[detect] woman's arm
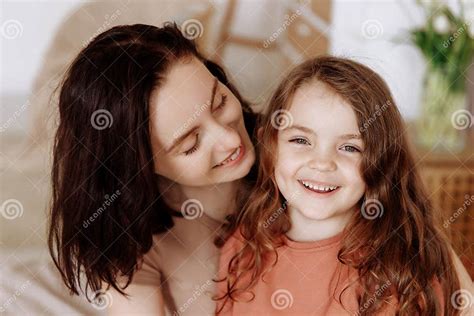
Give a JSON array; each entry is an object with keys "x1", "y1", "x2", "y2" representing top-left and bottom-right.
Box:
[
  {"x1": 106, "y1": 251, "x2": 167, "y2": 316},
  {"x1": 107, "y1": 284, "x2": 166, "y2": 315}
]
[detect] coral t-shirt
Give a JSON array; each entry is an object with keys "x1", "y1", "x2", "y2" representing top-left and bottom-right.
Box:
[{"x1": 216, "y1": 229, "x2": 445, "y2": 315}]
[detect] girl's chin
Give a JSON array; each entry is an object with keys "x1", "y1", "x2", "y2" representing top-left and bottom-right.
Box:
[
  {"x1": 294, "y1": 204, "x2": 354, "y2": 222},
  {"x1": 300, "y1": 211, "x2": 337, "y2": 221}
]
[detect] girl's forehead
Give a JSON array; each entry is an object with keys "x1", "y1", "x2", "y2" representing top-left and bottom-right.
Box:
[
  {"x1": 289, "y1": 87, "x2": 356, "y2": 124},
  {"x1": 292, "y1": 81, "x2": 343, "y2": 107},
  {"x1": 271, "y1": 86, "x2": 361, "y2": 142}
]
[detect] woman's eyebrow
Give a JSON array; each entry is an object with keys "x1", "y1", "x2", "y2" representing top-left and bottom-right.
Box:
[
  {"x1": 209, "y1": 77, "x2": 218, "y2": 110},
  {"x1": 166, "y1": 78, "x2": 218, "y2": 153}
]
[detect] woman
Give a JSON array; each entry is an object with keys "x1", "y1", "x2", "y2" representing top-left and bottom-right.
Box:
[{"x1": 48, "y1": 23, "x2": 257, "y2": 315}]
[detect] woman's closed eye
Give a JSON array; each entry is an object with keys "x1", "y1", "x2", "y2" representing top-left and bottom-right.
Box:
[
  {"x1": 183, "y1": 134, "x2": 199, "y2": 155},
  {"x1": 214, "y1": 93, "x2": 227, "y2": 111}
]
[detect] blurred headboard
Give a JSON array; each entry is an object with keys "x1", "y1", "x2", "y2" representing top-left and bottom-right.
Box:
[{"x1": 207, "y1": 0, "x2": 332, "y2": 112}]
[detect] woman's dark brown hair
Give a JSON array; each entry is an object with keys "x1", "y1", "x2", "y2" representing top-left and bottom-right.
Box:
[
  {"x1": 48, "y1": 23, "x2": 258, "y2": 300},
  {"x1": 217, "y1": 56, "x2": 461, "y2": 315}
]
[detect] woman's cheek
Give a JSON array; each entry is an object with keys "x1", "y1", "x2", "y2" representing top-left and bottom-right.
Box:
[
  {"x1": 226, "y1": 100, "x2": 244, "y2": 123},
  {"x1": 172, "y1": 152, "x2": 204, "y2": 172}
]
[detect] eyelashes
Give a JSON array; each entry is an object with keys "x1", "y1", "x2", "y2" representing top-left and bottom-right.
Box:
[
  {"x1": 184, "y1": 134, "x2": 199, "y2": 156},
  {"x1": 289, "y1": 137, "x2": 310, "y2": 145},
  {"x1": 215, "y1": 94, "x2": 227, "y2": 110},
  {"x1": 340, "y1": 145, "x2": 361, "y2": 153}
]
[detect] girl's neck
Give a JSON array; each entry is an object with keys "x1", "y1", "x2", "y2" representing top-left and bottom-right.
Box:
[
  {"x1": 158, "y1": 177, "x2": 242, "y2": 222},
  {"x1": 286, "y1": 206, "x2": 353, "y2": 242}
]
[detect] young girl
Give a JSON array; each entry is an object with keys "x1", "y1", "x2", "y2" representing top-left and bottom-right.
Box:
[{"x1": 216, "y1": 56, "x2": 470, "y2": 315}]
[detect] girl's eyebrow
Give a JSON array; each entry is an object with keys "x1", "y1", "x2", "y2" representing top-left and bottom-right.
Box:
[
  {"x1": 340, "y1": 134, "x2": 362, "y2": 140},
  {"x1": 283, "y1": 125, "x2": 361, "y2": 140},
  {"x1": 283, "y1": 125, "x2": 315, "y2": 135}
]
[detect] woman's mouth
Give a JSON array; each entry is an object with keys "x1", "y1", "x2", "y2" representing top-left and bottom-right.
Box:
[
  {"x1": 214, "y1": 144, "x2": 245, "y2": 168},
  {"x1": 298, "y1": 179, "x2": 341, "y2": 195}
]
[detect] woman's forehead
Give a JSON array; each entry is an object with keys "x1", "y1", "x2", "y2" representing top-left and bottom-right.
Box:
[{"x1": 149, "y1": 58, "x2": 216, "y2": 146}]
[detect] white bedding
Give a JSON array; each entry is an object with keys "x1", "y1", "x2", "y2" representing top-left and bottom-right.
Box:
[{"x1": 0, "y1": 247, "x2": 102, "y2": 315}]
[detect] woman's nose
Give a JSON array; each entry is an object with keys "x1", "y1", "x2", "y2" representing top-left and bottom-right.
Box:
[{"x1": 211, "y1": 122, "x2": 241, "y2": 152}]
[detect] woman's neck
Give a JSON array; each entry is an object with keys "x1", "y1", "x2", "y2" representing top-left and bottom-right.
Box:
[{"x1": 158, "y1": 177, "x2": 242, "y2": 222}]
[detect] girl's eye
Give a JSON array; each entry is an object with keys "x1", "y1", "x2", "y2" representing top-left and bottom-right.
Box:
[
  {"x1": 340, "y1": 145, "x2": 360, "y2": 153},
  {"x1": 215, "y1": 94, "x2": 227, "y2": 110},
  {"x1": 289, "y1": 137, "x2": 310, "y2": 145},
  {"x1": 184, "y1": 134, "x2": 199, "y2": 156}
]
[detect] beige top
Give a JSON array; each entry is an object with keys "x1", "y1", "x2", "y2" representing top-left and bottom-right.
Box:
[{"x1": 132, "y1": 213, "x2": 222, "y2": 315}]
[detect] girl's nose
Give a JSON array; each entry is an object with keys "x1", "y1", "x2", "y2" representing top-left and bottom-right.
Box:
[{"x1": 307, "y1": 152, "x2": 337, "y2": 172}]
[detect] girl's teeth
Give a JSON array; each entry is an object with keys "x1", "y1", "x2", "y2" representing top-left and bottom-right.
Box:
[{"x1": 301, "y1": 181, "x2": 337, "y2": 192}]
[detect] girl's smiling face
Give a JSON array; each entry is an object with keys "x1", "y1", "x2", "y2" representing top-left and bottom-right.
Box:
[{"x1": 275, "y1": 81, "x2": 366, "y2": 236}]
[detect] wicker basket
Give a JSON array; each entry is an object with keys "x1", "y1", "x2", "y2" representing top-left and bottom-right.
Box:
[{"x1": 417, "y1": 151, "x2": 474, "y2": 278}]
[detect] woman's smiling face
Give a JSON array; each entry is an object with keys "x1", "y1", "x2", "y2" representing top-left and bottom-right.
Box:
[
  {"x1": 274, "y1": 81, "x2": 366, "y2": 224},
  {"x1": 149, "y1": 57, "x2": 255, "y2": 186}
]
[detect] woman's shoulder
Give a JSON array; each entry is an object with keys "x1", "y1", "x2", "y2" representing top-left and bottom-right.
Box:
[{"x1": 134, "y1": 215, "x2": 221, "y2": 283}]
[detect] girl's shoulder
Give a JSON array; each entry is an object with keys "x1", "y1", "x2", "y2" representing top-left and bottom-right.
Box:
[
  {"x1": 223, "y1": 225, "x2": 246, "y2": 246},
  {"x1": 375, "y1": 276, "x2": 447, "y2": 315},
  {"x1": 220, "y1": 226, "x2": 248, "y2": 259}
]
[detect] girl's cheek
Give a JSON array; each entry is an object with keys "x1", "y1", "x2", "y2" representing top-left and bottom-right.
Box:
[
  {"x1": 276, "y1": 143, "x2": 293, "y2": 165},
  {"x1": 276, "y1": 156, "x2": 301, "y2": 180},
  {"x1": 339, "y1": 158, "x2": 364, "y2": 183}
]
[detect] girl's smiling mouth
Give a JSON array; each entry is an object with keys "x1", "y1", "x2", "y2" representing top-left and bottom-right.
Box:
[{"x1": 298, "y1": 179, "x2": 341, "y2": 194}]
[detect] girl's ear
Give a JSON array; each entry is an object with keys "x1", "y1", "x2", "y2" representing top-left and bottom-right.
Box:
[{"x1": 257, "y1": 127, "x2": 263, "y2": 140}]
